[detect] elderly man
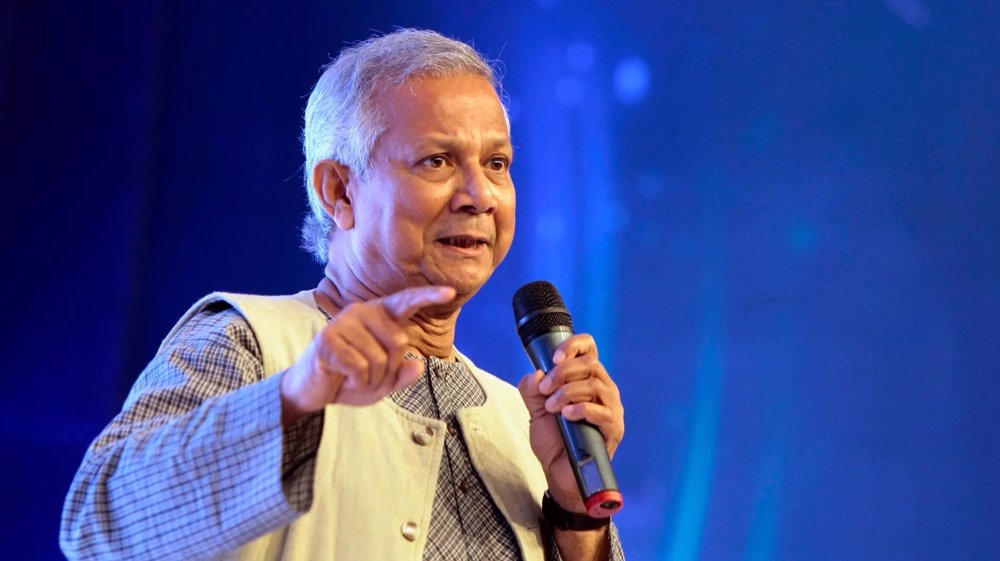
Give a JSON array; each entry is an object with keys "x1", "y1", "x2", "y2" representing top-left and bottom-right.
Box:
[{"x1": 61, "y1": 29, "x2": 625, "y2": 560}]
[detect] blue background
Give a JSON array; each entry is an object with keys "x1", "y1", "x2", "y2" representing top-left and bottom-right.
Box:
[{"x1": 2, "y1": 0, "x2": 999, "y2": 559}]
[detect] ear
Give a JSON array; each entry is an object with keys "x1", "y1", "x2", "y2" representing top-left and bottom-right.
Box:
[{"x1": 312, "y1": 160, "x2": 355, "y2": 230}]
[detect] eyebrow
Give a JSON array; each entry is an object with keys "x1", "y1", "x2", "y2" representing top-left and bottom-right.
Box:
[{"x1": 416, "y1": 134, "x2": 513, "y2": 153}]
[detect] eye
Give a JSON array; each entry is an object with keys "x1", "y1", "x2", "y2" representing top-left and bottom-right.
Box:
[
  {"x1": 486, "y1": 156, "x2": 511, "y2": 172},
  {"x1": 420, "y1": 155, "x2": 449, "y2": 169}
]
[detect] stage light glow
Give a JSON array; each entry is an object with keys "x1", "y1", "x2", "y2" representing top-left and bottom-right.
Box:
[{"x1": 613, "y1": 57, "x2": 651, "y2": 104}]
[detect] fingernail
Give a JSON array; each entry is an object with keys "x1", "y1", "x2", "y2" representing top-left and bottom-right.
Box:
[{"x1": 553, "y1": 350, "x2": 565, "y2": 364}]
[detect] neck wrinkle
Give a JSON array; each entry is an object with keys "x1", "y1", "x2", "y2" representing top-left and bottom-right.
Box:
[
  {"x1": 319, "y1": 264, "x2": 382, "y2": 309},
  {"x1": 408, "y1": 309, "x2": 459, "y2": 360}
]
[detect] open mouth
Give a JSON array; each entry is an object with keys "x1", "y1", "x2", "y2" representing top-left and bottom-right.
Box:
[{"x1": 437, "y1": 236, "x2": 487, "y2": 250}]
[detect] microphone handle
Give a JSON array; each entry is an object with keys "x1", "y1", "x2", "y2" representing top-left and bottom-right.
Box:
[{"x1": 525, "y1": 328, "x2": 623, "y2": 517}]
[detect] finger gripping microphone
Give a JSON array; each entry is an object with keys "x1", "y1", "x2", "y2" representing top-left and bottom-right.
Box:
[{"x1": 512, "y1": 280, "x2": 623, "y2": 518}]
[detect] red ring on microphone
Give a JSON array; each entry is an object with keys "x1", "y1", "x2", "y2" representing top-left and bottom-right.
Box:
[{"x1": 585, "y1": 490, "x2": 623, "y2": 518}]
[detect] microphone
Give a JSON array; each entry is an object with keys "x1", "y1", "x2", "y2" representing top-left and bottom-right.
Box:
[{"x1": 512, "y1": 280, "x2": 623, "y2": 518}]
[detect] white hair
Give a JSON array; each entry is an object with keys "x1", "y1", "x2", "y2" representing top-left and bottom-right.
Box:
[{"x1": 301, "y1": 28, "x2": 504, "y2": 263}]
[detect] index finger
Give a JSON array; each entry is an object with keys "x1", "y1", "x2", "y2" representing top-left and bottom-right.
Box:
[
  {"x1": 553, "y1": 333, "x2": 598, "y2": 364},
  {"x1": 380, "y1": 285, "x2": 456, "y2": 321}
]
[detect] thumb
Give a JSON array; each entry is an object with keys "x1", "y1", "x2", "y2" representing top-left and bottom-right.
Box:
[
  {"x1": 518, "y1": 370, "x2": 548, "y2": 417},
  {"x1": 391, "y1": 358, "x2": 426, "y2": 392},
  {"x1": 380, "y1": 285, "x2": 456, "y2": 321}
]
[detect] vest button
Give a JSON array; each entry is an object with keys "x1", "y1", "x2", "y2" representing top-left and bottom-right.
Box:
[
  {"x1": 411, "y1": 426, "x2": 434, "y2": 446},
  {"x1": 401, "y1": 521, "x2": 420, "y2": 541},
  {"x1": 447, "y1": 421, "x2": 457, "y2": 436}
]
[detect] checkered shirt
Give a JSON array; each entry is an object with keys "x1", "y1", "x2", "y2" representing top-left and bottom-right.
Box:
[
  {"x1": 61, "y1": 302, "x2": 623, "y2": 560},
  {"x1": 390, "y1": 353, "x2": 522, "y2": 560}
]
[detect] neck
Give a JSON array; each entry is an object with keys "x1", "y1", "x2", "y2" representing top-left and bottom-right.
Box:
[{"x1": 315, "y1": 267, "x2": 461, "y2": 361}]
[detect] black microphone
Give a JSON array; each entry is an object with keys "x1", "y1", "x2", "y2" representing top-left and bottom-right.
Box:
[{"x1": 512, "y1": 280, "x2": 623, "y2": 518}]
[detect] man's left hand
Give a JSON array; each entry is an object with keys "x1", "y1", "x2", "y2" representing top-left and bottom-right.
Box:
[{"x1": 518, "y1": 334, "x2": 625, "y2": 513}]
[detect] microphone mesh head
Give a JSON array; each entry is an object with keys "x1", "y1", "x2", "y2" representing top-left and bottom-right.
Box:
[{"x1": 512, "y1": 281, "x2": 574, "y2": 345}]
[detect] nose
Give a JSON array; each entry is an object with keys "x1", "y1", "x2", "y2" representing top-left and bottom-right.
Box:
[{"x1": 451, "y1": 166, "x2": 497, "y2": 215}]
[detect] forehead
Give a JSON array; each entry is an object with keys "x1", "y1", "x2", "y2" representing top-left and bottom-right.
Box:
[{"x1": 373, "y1": 73, "x2": 511, "y2": 149}]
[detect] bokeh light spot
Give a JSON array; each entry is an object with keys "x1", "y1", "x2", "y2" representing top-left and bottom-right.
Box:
[{"x1": 613, "y1": 57, "x2": 651, "y2": 104}]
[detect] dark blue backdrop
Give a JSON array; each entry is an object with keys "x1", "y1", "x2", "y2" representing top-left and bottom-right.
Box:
[{"x1": 3, "y1": 1, "x2": 998, "y2": 559}]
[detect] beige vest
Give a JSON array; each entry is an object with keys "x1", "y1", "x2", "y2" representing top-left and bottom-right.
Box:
[{"x1": 168, "y1": 290, "x2": 549, "y2": 560}]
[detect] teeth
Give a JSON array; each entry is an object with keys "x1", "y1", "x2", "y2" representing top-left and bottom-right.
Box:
[{"x1": 442, "y1": 237, "x2": 480, "y2": 248}]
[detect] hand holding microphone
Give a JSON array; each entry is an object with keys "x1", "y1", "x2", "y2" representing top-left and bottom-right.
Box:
[{"x1": 513, "y1": 281, "x2": 624, "y2": 520}]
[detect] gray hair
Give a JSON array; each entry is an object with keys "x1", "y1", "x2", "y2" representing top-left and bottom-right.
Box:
[{"x1": 301, "y1": 28, "x2": 503, "y2": 263}]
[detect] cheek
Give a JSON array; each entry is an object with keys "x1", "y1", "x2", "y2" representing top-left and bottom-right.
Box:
[
  {"x1": 495, "y1": 187, "x2": 517, "y2": 255},
  {"x1": 501, "y1": 186, "x2": 516, "y2": 225},
  {"x1": 383, "y1": 193, "x2": 442, "y2": 255}
]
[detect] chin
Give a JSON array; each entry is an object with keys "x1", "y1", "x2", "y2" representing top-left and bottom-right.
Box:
[
  {"x1": 449, "y1": 277, "x2": 490, "y2": 298},
  {"x1": 430, "y1": 269, "x2": 494, "y2": 297}
]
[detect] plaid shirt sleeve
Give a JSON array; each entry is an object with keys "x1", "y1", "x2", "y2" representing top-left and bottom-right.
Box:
[{"x1": 60, "y1": 304, "x2": 323, "y2": 561}]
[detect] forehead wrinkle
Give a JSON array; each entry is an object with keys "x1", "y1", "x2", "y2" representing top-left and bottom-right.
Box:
[
  {"x1": 415, "y1": 132, "x2": 512, "y2": 153},
  {"x1": 371, "y1": 74, "x2": 510, "y2": 163}
]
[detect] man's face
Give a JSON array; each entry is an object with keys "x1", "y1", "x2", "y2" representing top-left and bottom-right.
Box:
[{"x1": 345, "y1": 73, "x2": 515, "y2": 297}]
